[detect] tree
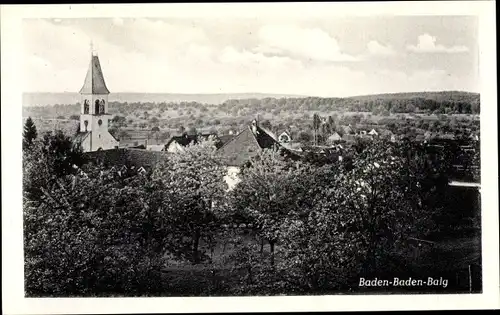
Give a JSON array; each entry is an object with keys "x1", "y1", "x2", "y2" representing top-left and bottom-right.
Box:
[
  {"x1": 260, "y1": 120, "x2": 272, "y2": 131},
  {"x1": 23, "y1": 131, "x2": 86, "y2": 200},
  {"x1": 112, "y1": 115, "x2": 127, "y2": 128},
  {"x1": 159, "y1": 131, "x2": 171, "y2": 141},
  {"x1": 69, "y1": 114, "x2": 80, "y2": 121},
  {"x1": 313, "y1": 113, "x2": 321, "y2": 145},
  {"x1": 187, "y1": 127, "x2": 198, "y2": 136},
  {"x1": 24, "y1": 165, "x2": 170, "y2": 296},
  {"x1": 23, "y1": 117, "x2": 38, "y2": 151},
  {"x1": 226, "y1": 149, "x2": 312, "y2": 267},
  {"x1": 118, "y1": 130, "x2": 131, "y2": 140},
  {"x1": 297, "y1": 131, "x2": 312, "y2": 143},
  {"x1": 277, "y1": 140, "x2": 441, "y2": 290},
  {"x1": 327, "y1": 115, "x2": 335, "y2": 134},
  {"x1": 151, "y1": 137, "x2": 226, "y2": 264},
  {"x1": 178, "y1": 125, "x2": 186, "y2": 135}
]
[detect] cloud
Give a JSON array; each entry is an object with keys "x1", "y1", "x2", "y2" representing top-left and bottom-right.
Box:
[
  {"x1": 367, "y1": 40, "x2": 396, "y2": 56},
  {"x1": 219, "y1": 46, "x2": 298, "y2": 68},
  {"x1": 407, "y1": 33, "x2": 469, "y2": 53},
  {"x1": 112, "y1": 18, "x2": 124, "y2": 26},
  {"x1": 22, "y1": 19, "x2": 477, "y2": 96},
  {"x1": 257, "y1": 24, "x2": 358, "y2": 62}
]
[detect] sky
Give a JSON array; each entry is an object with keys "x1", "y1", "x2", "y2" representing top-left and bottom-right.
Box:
[{"x1": 23, "y1": 16, "x2": 479, "y2": 97}]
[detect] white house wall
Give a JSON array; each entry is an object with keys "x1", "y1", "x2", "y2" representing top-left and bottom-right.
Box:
[
  {"x1": 167, "y1": 142, "x2": 184, "y2": 153},
  {"x1": 224, "y1": 166, "x2": 241, "y2": 191}
]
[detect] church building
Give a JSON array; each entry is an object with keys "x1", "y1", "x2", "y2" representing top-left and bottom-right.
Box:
[{"x1": 74, "y1": 49, "x2": 119, "y2": 152}]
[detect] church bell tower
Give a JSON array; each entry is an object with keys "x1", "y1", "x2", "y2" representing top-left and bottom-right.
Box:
[{"x1": 76, "y1": 43, "x2": 118, "y2": 152}]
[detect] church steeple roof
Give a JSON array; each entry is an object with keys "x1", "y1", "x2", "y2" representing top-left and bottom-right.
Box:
[{"x1": 79, "y1": 54, "x2": 110, "y2": 95}]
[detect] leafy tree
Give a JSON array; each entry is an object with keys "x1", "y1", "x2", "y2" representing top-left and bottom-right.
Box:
[
  {"x1": 24, "y1": 166, "x2": 170, "y2": 296},
  {"x1": 297, "y1": 131, "x2": 312, "y2": 143},
  {"x1": 151, "y1": 137, "x2": 226, "y2": 264},
  {"x1": 178, "y1": 125, "x2": 186, "y2": 135},
  {"x1": 312, "y1": 113, "x2": 321, "y2": 145},
  {"x1": 24, "y1": 130, "x2": 86, "y2": 200},
  {"x1": 226, "y1": 149, "x2": 310, "y2": 267},
  {"x1": 278, "y1": 140, "x2": 439, "y2": 290},
  {"x1": 69, "y1": 114, "x2": 80, "y2": 121},
  {"x1": 260, "y1": 120, "x2": 272, "y2": 131},
  {"x1": 159, "y1": 131, "x2": 171, "y2": 141},
  {"x1": 118, "y1": 130, "x2": 131, "y2": 140},
  {"x1": 186, "y1": 127, "x2": 198, "y2": 136},
  {"x1": 151, "y1": 126, "x2": 160, "y2": 142},
  {"x1": 23, "y1": 117, "x2": 38, "y2": 151},
  {"x1": 327, "y1": 115, "x2": 335, "y2": 134},
  {"x1": 112, "y1": 115, "x2": 127, "y2": 128}
]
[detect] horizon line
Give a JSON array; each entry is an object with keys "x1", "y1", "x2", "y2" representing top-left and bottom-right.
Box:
[{"x1": 22, "y1": 89, "x2": 480, "y2": 98}]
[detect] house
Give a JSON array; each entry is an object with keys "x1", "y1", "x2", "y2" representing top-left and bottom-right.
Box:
[
  {"x1": 326, "y1": 132, "x2": 342, "y2": 144},
  {"x1": 342, "y1": 125, "x2": 354, "y2": 135},
  {"x1": 73, "y1": 49, "x2": 119, "y2": 152},
  {"x1": 165, "y1": 133, "x2": 222, "y2": 153},
  {"x1": 217, "y1": 119, "x2": 300, "y2": 189},
  {"x1": 217, "y1": 119, "x2": 283, "y2": 167},
  {"x1": 378, "y1": 129, "x2": 397, "y2": 142},
  {"x1": 469, "y1": 133, "x2": 479, "y2": 141},
  {"x1": 368, "y1": 129, "x2": 379, "y2": 136},
  {"x1": 278, "y1": 131, "x2": 292, "y2": 143},
  {"x1": 342, "y1": 134, "x2": 357, "y2": 142}
]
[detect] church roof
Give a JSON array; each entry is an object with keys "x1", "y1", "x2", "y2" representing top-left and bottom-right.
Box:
[{"x1": 79, "y1": 55, "x2": 110, "y2": 95}]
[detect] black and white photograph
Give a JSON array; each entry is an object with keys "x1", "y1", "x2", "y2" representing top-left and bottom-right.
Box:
[{"x1": 2, "y1": 2, "x2": 498, "y2": 313}]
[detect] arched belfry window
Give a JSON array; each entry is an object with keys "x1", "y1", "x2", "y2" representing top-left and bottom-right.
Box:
[
  {"x1": 99, "y1": 99, "x2": 105, "y2": 114},
  {"x1": 98, "y1": 119, "x2": 102, "y2": 126},
  {"x1": 95, "y1": 100, "x2": 100, "y2": 115},
  {"x1": 84, "y1": 120, "x2": 88, "y2": 132},
  {"x1": 83, "y1": 100, "x2": 90, "y2": 114}
]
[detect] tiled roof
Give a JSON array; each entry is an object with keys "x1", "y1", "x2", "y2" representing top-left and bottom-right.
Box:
[
  {"x1": 217, "y1": 125, "x2": 282, "y2": 167},
  {"x1": 166, "y1": 133, "x2": 225, "y2": 149},
  {"x1": 378, "y1": 129, "x2": 394, "y2": 137},
  {"x1": 327, "y1": 132, "x2": 342, "y2": 141},
  {"x1": 83, "y1": 148, "x2": 169, "y2": 169},
  {"x1": 79, "y1": 55, "x2": 110, "y2": 94},
  {"x1": 218, "y1": 134, "x2": 235, "y2": 146},
  {"x1": 342, "y1": 125, "x2": 354, "y2": 134}
]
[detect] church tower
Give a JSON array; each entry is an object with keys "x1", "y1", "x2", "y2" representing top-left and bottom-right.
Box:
[{"x1": 75, "y1": 45, "x2": 119, "y2": 152}]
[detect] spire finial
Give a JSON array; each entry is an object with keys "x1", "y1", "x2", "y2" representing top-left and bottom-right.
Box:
[{"x1": 90, "y1": 40, "x2": 94, "y2": 56}]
